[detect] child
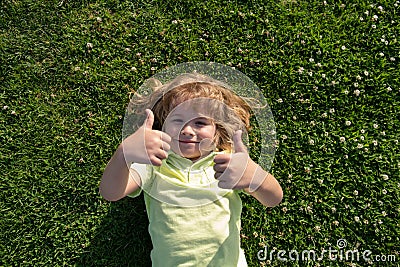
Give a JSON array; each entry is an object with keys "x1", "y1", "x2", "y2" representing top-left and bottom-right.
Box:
[{"x1": 100, "y1": 73, "x2": 283, "y2": 266}]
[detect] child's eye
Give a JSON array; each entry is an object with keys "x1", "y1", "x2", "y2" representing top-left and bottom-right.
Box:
[
  {"x1": 172, "y1": 119, "x2": 184, "y2": 124},
  {"x1": 195, "y1": 119, "x2": 211, "y2": 126}
]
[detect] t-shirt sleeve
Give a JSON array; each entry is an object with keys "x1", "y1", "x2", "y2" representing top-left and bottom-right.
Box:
[{"x1": 127, "y1": 163, "x2": 149, "y2": 198}]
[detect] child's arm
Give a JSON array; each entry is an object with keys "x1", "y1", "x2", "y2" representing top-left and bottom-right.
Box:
[
  {"x1": 99, "y1": 145, "x2": 141, "y2": 201},
  {"x1": 214, "y1": 130, "x2": 283, "y2": 207},
  {"x1": 99, "y1": 109, "x2": 171, "y2": 201}
]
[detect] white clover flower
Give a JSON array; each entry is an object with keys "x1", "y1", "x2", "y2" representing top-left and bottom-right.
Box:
[
  {"x1": 340, "y1": 137, "x2": 346, "y2": 142},
  {"x1": 281, "y1": 134, "x2": 288, "y2": 140},
  {"x1": 378, "y1": 6, "x2": 383, "y2": 11},
  {"x1": 298, "y1": 67, "x2": 304, "y2": 73},
  {"x1": 373, "y1": 140, "x2": 378, "y2": 146},
  {"x1": 308, "y1": 71, "x2": 313, "y2": 76},
  {"x1": 364, "y1": 148, "x2": 369, "y2": 152},
  {"x1": 354, "y1": 190, "x2": 359, "y2": 196},
  {"x1": 131, "y1": 66, "x2": 137, "y2": 71},
  {"x1": 321, "y1": 112, "x2": 328, "y2": 118},
  {"x1": 333, "y1": 220, "x2": 339, "y2": 226},
  {"x1": 322, "y1": 73, "x2": 326, "y2": 78},
  {"x1": 3, "y1": 105, "x2": 9, "y2": 110},
  {"x1": 357, "y1": 143, "x2": 364, "y2": 149},
  {"x1": 373, "y1": 123, "x2": 379, "y2": 128},
  {"x1": 361, "y1": 129, "x2": 365, "y2": 134},
  {"x1": 172, "y1": 19, "x2": 178, "y2": 24},
  {"x1": 379, "y1": 52, "x2": 384, "y2": 57},
  {"x1": 314, "y1": 226, "x2": 321, "y2": 232},
  {"x1": 310, "y1": 121, "x2": 316, "y2": 126},
  {"x1": 364, "y1": 70, "x2": 369, "y2": 76},
  {"x1": 354, "y1": 82, "x2": 359, "y2": 87},
  {"x1": 381, "y1": 174, "x2": 389, "y2": 180},
  {"x1": 372, "y1": 24, "x2": 376, "y2": 29},
  {"x1": 360, "y1": 17, "x2": 364, "y2": 21},
  {"x1": 86, "y1": 43, "x2": 93, "y2": 49},
  {"x1": 356, "y1": 75, "x2": 362, "y2": 80},
  {"x1": 345, "y1": 120, "x2": 351, "y2": 126},
  {"x1": 277, "y1": 98, "x2": 283, "y2": 103},
  {"x1": 341, "y1": 45, "x2": 346, "y2": 50},
  {"x1": 354, "y1": 216, "x2": 360, "y2": 222},
  {"x1": 318, "y1": 179, "x2": 324, "y2": 184},
  {"x1": 344, "y1": 90, "x2": 349, "y2": 94},
  {"x1": 354, "y1": 89, "x2": 361, "y2": 96},
  {"x1": 309, "y1": 139, "x2": 315, "y2": 145},
  {"x1": 282, "y1": 207, "x2": 288, "y2": 213},
  {"x1": 390, "y1": 57, "x2": 395, "y2": 61},
  {"x1": 381, "y1": 131, "x2": 386, "y2": 136},
  {"x1": 306, "y1": 206, "x2": 313, "y2": 213},
  {"x1": 309, "y1": 57, "x2": 314, "y2": 62},
  {"x1": 360, "y1": 136, "x2": 365, "y2": 141},
  {"x1": 316, "y1": 62, "x2": 322, "y2": 67},
  {"x1": 373, "y1": 15, "x2": 378, "y2": 21},
  {"x1": 382, "y1": 211, "x2": 387, "y2": 216},
  {"x1": 387, "y1": 87, "x2": 392, "y2": 92},
  {"x1": 11, "y1": 110, "x2": 16, "y2": 115},
  {"x1": 329, "y1": 108, "x2": 335, "y2": 113},
  {"x1": 323, "y1": 1, "x2": 327, "y2": 5},
  {"x1": 364, "y1": 10, "x2": 369, "y2": 15},
  {"x1": 96, "y1": 17, "x2": 102, "y2": 22}
]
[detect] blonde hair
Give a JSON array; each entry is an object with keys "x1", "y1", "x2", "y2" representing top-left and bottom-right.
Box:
[{"x1": 129, "y1": 73, "x2": 252, "y2": 152}]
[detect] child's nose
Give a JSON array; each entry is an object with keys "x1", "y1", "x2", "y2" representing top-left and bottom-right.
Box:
[{"x1": 180, "y1": 123, "x2": 195, "y2": 136}]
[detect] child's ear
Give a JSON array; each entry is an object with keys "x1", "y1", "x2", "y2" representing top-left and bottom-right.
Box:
[{"x1": 145, "y1": 78, "x2": 162, "y2": 89}]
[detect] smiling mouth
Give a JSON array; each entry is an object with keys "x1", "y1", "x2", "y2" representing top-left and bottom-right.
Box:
[{"x1": 178, "y1": 140, "x2": 200, "y2": 144}]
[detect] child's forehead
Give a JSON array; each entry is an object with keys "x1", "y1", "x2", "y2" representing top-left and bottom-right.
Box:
[{"x1": 168, "y1": 99, "x2": 212, "y2": 117}]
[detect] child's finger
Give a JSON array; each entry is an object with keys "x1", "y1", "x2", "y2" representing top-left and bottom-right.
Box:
[
  {"x1": 232, "y1": 130, "x2": 247, "y2": 153},
  {"x1": 160, "y1": 131, "x2": 172, "y2": 143},
  {"x1": 213, "y1": 154, "x2": 230, "y2": 164},
  {"x1": 213, "y1": 162, "x2": 228, "y2": 172},
  {"x1": 161, "y1": 141, "x2": 171, "y2": 152},
  {"x1": 144, "y1": 109, "x2": 155, "y2": 129}
]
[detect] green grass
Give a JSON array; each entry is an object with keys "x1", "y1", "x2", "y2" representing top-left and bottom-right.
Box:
[{"x1": 1, "y1": 0, "x2": 399, "y2": 266}]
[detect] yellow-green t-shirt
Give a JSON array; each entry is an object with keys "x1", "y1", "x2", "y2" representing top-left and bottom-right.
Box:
[{"x1": 129, "y1": 152, "x2": 247, "y2": 267}]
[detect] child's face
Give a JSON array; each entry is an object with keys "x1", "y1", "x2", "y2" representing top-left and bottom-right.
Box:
[{"x1": 163, "y1": 101, "x2": 216, "y2": 161}]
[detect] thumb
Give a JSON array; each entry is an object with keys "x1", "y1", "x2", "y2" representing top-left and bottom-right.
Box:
[
  {"x1": 144, "y1": 109, "x2": 154, "y2": 129},
  {"x1": 233, "y1": 130, "x2": 247, "y2": 153}
]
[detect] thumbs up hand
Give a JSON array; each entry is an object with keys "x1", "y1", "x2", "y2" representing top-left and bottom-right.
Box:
[
  {"x1": 121, "y1": 109, "x2": 171, "y2": 166},
  {"x1": 213, "y1": 130, "x2": 265, "y2": 191}
]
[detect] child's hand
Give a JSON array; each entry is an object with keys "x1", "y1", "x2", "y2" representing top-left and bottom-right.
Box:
[
  {"x1": 213, "y1": 130, "x2": 265, "y2": 191},
  {"x1": 121, "y1": 109, "x2": 171, "y2": 166}
]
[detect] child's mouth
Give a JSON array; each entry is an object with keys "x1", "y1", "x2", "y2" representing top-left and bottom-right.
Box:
[{"x1": 178, "y1": 140, "x2": 200, "y2": 144}]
